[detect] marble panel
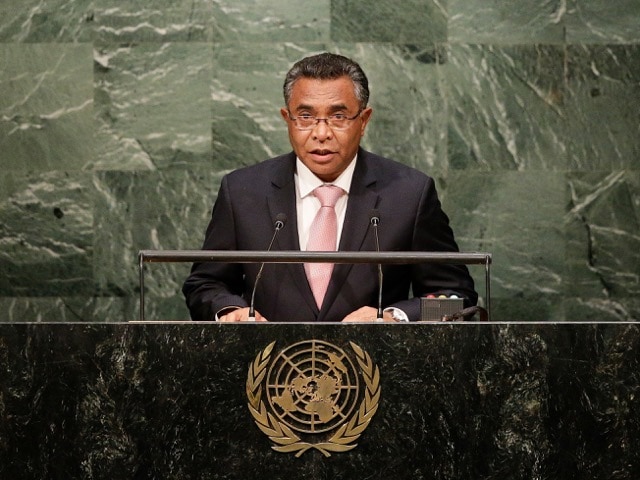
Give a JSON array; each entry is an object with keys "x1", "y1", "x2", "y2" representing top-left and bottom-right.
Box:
[
  {"x1": 445, "y1": 44, "x2": 569, "y2": 171},
  {"x1": 441, "y1": 171, "x2": 566, "y2": 321},
  {"x1": 211, "y1": 43, "x2": 296, "y2": 168},
  {"x1": 93, "y1": 42, "x2": 212, "y2": 171},
  {"x1": 0, "y1": 0, "x2": 94, "y2": 42},
  {"x1": 0, "y1": 0, "x2": 332, "y2": 44},
  {"x1": 449, "y1": 0, "x2": 567, "y2": 44},
  {"x1": 449, "y1": 0, "x2": 640, "y2": 45},
  {"x1": 564, "y1": 297, "x2": 640, "y2": 323},
  {"x1": 563, "y1": 44, "x2": 640, "y2": 171},
  {"x1": 0, "y1": 171, "x2": 94, "y2": 296},
  {"x1": 0, "y1": 294, "x2": 188, "y2": 323},
  {"x1": 92, "y1": 169, "x2": 223, "y2": 313},
  {"x1": 331, "y1": 0, "x2": 447, "y2": 43},
  {"x1": 0, "y1": 296, "x2": 131, "y2": 323},
  {"x1": 0, "y1": 43, "x2": 94, "y2": 172},
  {"x1": 0, "y1": 1, "x2": 637, "y2": 325},
  {"x1": 565, "y1": 171, "x2": 640, "y2": 321},
  {"x1": 564, "y1": 0, "x2": 640, "y2": 44},
  {"x1": 212, "y1": 0, "x2": 330, "y2": 42},
  {"x1": 358, "y1": 44, "x2": 447, "y2": 172},
  {"x1": 93, "y1": 0, "x2": 217, "y2": 43},
  {"x1": 1, "y1": 323, "x2": 639, "y2": 478}
]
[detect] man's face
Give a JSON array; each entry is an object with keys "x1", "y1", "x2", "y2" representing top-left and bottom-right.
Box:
[{"x1": 280, "y1": 76, "x2": 372, "y2": 182}]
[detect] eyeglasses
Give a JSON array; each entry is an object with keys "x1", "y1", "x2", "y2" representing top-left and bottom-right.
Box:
[{"x1": 286, "y1": 110, "x2": 363, "y2": 131}]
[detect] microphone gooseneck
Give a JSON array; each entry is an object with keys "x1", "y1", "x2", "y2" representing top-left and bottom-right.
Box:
[
  {"x1": 248, "y1": 213, "x2": 287, "y2": 321},
  {"x1": 369, "y1": 209, "x2": 384, "y2": 321}
]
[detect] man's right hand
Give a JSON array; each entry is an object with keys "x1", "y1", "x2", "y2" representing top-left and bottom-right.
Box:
[{"x1": 218, "y1": 307, "x2": 268, "y2": 322}]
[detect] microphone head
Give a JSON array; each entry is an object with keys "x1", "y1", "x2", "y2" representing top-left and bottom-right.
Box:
[
  {"x1": 369, "y1": 209, "x2": 380, "y2": 226},
  {"x1": 274, "y1": 213, "x2": 287, "y2": 230}
]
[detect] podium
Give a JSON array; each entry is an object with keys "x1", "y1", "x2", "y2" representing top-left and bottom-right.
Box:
[{"x1": 1, "y1": 322, "x2": 639, "y2": 479}]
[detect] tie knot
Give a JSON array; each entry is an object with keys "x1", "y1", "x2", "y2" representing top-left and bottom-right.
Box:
[{"x1": 314, "y1": 185, "x2": 344, "y2": 208}]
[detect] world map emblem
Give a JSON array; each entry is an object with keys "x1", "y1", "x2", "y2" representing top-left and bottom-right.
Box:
[{"x1": 246, "y1": 340, "x2": 381, "y2": 457}]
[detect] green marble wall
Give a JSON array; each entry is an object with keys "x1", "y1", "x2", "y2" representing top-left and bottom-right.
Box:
[{"x1": 1, "y1": 1, "x2": 638, "y2": 322}]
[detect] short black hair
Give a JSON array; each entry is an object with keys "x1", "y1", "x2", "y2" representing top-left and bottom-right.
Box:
[{"x1": 283, "y1": 52, "x2": 369, "y2": 110}]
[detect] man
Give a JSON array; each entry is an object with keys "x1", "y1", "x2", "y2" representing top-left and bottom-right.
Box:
[{"x1": 183, "y1": 52, "x2": 477, "y2": 322}]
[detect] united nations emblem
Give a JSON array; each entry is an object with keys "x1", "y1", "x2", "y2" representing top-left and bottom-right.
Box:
[{"x1": 246, "y1": 340, "x2": 381, "y2": 457}]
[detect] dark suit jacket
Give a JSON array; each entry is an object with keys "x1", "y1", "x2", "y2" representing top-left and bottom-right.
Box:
[{"x1": 183, "y1": 148, "x2": 477, "y2": 321}]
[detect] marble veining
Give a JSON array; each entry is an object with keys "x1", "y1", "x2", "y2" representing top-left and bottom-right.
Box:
[
  {"x1": 0, "y1": 322, "x2": 639, "y2": 478},
  {"x1": 0, "y1": 1, "x2": 638, "y2": 322}
]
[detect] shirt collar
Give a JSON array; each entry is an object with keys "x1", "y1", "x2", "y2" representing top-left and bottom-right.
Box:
[{"x1": 295, "y1": 155, "x2": 357, "y2": 198}]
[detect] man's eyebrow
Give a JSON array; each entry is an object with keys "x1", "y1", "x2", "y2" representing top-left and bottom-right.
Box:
[
  {"x1": 328, "y1": 104, "x2": 349, "y2": 112},
  {"x1": 293, "y1": 104, "x2": 315, "y2": 112},
  {"x1": 293, "y1": 103, "x2": 349, "y2": 112}
]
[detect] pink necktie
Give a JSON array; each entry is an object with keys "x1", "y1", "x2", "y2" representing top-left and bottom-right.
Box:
[{"x1": 305, "y1": 185, "x2": 344, "y2": 308}]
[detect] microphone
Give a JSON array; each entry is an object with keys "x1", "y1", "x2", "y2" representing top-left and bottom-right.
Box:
[
  {"x1": 248, "y1": 213, "x2": 287, "y2": 321},
  {"x1": 369, "y1": 209, "x2": 384, "y2": 322}
]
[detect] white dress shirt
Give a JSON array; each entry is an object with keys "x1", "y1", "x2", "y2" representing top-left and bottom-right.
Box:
[{"x1": 294, "y1": 156, "x2": 357, "y2": 250}]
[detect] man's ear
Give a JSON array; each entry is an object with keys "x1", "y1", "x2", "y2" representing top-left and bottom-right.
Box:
[{"x1": 360, "y1": 107, "x2": 373, "y2": 135}]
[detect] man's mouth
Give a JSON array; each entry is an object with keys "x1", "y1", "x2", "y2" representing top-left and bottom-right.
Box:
[{"x1": 311, "y1": 149, "x2": 334, "y2": 157}]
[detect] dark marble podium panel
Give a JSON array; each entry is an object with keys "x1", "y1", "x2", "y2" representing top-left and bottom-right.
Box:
[{"x1": 1, "y1": 322, "x2": 639, "y2": 479}]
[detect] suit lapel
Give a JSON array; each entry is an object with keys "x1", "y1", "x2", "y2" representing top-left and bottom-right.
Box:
[
  {"x1": 338, "y1": 153, "x2": 380, "y2": 252},
  {"x1": 267, "y1": 154, "x2": 299, "y2": 251},
  {"x1": 266, "y1": 153, "x2": 319, "y2": 315}
]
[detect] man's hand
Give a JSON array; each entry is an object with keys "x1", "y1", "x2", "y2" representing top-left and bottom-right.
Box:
[
  {"x1": 341, "y1": 306, "x2": 396, "y2": 323},
  {"x1": 218, "y1": 307, "x2": 268, "y2": 322}
]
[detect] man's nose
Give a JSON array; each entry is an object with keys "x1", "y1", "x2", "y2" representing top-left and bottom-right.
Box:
[{"x1": 311, "y1": 119, "x2": 333, "y2": 140}]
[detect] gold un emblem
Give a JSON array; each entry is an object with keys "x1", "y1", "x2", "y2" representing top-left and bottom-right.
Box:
[{"x1": 246, "y1": 340, "x2": 381, "y2": 457}]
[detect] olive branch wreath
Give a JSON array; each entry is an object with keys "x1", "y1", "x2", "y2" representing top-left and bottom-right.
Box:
[{"x1": 246, "y1": 340, "x2": 381, "y2": 457}]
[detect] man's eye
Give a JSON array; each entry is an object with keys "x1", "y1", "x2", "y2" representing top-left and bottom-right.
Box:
[
  {"x1": 331, "y1": 113, "x2": 347, "y2": 120},
  {"x1": 298, "y1": 114, "x2": 314, "y2": 120}
]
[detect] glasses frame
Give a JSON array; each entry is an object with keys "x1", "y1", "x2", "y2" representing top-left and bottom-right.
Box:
[{"x1": 286, "y1": 109, "x2": 363, "y2": 131}]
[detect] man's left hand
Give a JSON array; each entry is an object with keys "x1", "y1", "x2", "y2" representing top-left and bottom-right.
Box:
[{"x1": 341, "y1": 306, "x2": 396, "y2": 322}]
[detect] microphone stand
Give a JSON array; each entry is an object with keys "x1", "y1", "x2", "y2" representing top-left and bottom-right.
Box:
[
  {"x1": 370, "y1": 212, "x2": 384, "y2": 322},
  {"x1": 248, "y1": 214, "x2": 286, "y2": 321}
]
